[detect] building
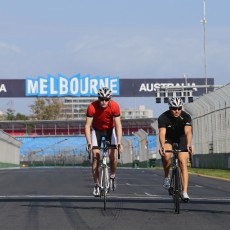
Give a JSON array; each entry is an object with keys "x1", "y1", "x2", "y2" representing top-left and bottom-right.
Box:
[
  {"x1": 121, "y1": 105, "x2": 153, "y2": 119},
  {"x1": 60, "y1": 98, "x2": 153, "y2": 120},
  {"x1": 59, "y1": 97, "x2": 97, "y2": 120}
]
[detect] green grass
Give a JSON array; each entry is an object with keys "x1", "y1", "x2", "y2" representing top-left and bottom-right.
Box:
[
  {"x1": 155, "y1": 166, "x2": 230, "y2": 180},
  {"x1": 188, "y1": 168, "x2": 230, "y2": 179}
]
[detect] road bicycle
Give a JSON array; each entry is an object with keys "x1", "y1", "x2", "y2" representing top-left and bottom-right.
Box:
[
  {"x1": 89, "y1": 140, "x2": 120, "y2": 210},
  {"x1": 165, "y1": 143, "x2": 185, "y2": 214}
]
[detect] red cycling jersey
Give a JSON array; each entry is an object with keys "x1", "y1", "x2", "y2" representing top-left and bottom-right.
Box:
[{"x1": 86, "y1": 100, "x2": 120, "y2": 131}]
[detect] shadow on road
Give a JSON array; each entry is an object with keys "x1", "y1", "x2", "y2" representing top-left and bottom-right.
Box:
[{"x1": 1, "y1": 197, "x2": 229, "y2": 215}]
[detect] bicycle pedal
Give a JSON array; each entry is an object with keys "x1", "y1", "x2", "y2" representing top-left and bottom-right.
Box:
[
  {"x1": 110, "y1": 178, "x2": 116, "y2": 191},
  {"x1": 168, "y1": 188, "x2": 173, "y2": 195},
  {"x1": 183, "y1": 198, "x2": 189, "y2": 203},
  {"x1": 93, "y1": 192, "x2": 100, "y2": 197}
]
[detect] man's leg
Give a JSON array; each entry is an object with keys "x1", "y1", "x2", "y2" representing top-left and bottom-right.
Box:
[
  {"x1": 178, "y1": 152, "x2": 190, "y2": 201},
  {"x1": 179, "y1": 152, "x2": 189, "y2": 193},
  {"x1": 92, "y1": 150, "x2": 100, "y2": 184},
  {"x1": 162, "y1": 143, "x2": 172, "y2": 178},
  {"x1": 109, "y1": 149, "x2": 117, "y2": 176},
  {"x1": 109, "y1": 127, "x2": 118, "y2": 176},
  {"x1": 109, "y1": 149, "x2": 117, "y2": 190},
  {"x1": 162, "y1": 143, "x2": 172, "y2": 189}
]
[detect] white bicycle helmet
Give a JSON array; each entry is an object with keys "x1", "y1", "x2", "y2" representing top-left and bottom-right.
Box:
[
  {"x1": 97, "y1": 87, "x2": 112, "y2": 99},
  {"x1": 168, "y1": 97, "x2": 183, "y2": 107}
]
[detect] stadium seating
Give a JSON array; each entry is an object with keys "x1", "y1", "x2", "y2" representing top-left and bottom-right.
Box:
[
  {"x1": 17, "y1": 136, "x2": 86, "y2": 156},
  {"x1": 16, "y1": 135, "x2": 156, "y2": 158}
]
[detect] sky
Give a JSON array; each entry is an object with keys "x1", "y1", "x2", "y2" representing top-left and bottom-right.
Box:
[{"x1": 0, "y1": 0, "x2": 230, "y2": 117}]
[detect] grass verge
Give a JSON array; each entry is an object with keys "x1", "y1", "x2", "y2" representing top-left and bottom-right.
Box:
[
  {"x1": 188, "y1": 167, "x2": 230, "y2": 180},
  {"x1": 155, "y1": 166, "x2": 230, "y2": 180}
]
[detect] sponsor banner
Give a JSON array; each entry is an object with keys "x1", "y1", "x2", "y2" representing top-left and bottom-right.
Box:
[
  {"x1": 119, "y1": 78, "x2": 214, "y2": 97},
  {"x1": 0, "y1": 79, "x2": 25, "y2": 97},
  {"x1": 0, "y1": 75, "x2": 214, "y2": 97}
]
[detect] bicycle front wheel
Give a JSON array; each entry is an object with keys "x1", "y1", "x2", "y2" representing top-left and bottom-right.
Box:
[
  {"x1": 174, "y1": 167, "x2": 180, "y2": 214},
  {"x1": 102, "y1": 167, "x2": 108, "y2": 210}
]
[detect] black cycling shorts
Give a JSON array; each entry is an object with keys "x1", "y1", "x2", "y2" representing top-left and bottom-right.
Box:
[
  {"x1": 91, "y1": 127, "x2": 117, "y2": 148},
  {"x1": 165, "y1": 136, "x2": 188, "y2": 152}
]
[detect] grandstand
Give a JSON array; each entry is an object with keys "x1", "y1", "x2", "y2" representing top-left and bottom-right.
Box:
[
  {"x1": 0, "y1": 118, "x2": 156, "y2": 166},
  {"x1": 16, "y1": 134, "x2": 156, "y2": 166},
  {"x1": 17, "y1": 136, "x2": 86, "y2": 156},
  {"x1": 17, "y1": 135, "x2": 155, "y2": 157},
  {"x1": 17, "y1": 136, "x2": 86, "y2": 165},
  {"x1": 0, "y1": 118, "x2": 156, "y2": 136}
]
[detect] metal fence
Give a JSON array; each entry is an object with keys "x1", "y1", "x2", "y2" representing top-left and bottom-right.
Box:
[{"x1": 184, "y1": 83, "x2": 230, "y2": 155}]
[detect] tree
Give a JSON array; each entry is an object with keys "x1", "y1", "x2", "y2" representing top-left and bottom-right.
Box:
[
  {"x1": 4, "y1": 109, "x2": 29, "y2": 121},
  {"x1": 30, "y1": 98, "x2": 63, "y2": 120},
  {"x1": 15, "y1": 113, "x2": 29, "y2": 120},
  {"x1": 6, "y1": 108, "x2": 15, "y2": 120}
]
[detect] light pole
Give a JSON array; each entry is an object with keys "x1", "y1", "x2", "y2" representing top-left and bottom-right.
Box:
[{"x1": 200, "y1": 0, "x2": 208, "y2": 94}]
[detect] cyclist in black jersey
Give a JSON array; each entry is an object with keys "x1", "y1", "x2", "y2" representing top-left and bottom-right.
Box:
[{"x1": 158, "y1": 97, "x2": 193, "y2": 201}]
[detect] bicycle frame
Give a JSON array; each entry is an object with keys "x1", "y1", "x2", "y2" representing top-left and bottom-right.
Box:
[
  {"x1": 99, "y1": 143, "x2": 110, "y2": 198},
  {"x1": 165, "y1": 143, "x2": 183, "y2": 214},
  {"x1": 89, "y1": 140, "x2": 120, "y2": 210}
]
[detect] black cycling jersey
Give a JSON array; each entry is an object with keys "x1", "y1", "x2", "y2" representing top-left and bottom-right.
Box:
[{"x1": 158, "y1": 110, "x2": 192, "y2": 143}]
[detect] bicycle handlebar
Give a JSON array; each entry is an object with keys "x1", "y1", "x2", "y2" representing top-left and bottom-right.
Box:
[
  {"x1": 117, "y1": 144, "x2": 120, "y2": 160},
  {"x1": 88, "y1": 144, "x2": 121, "y2": 159},
  {"x1": 164, "y1": 147, "x2": 193, "y2": 166},
  {"x1": 92, "y1": 146, "x2": 117, "y2": 150},
  {"x1": 165, "y1": 148, "x2": 192, "y2": 153},
  {"x1": 165, "y1": 149, "x2": 183, "y2": 153},
  {"x1": 88, "y1": 144, "x2": 91, "y2": 159}
]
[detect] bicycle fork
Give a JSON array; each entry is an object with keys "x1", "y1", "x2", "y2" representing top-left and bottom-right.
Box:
[{"x1": 169, "y1": 158, "x2": 180, "y2": 195}]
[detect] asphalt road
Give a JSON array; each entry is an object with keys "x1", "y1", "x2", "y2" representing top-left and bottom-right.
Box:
[{"x1": 0, "y1": 167, "x2": 229, "y2": 230}]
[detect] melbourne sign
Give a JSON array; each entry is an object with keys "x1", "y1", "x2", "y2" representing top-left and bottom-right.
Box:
[
  {"x1": 0, "y1": 74, "x2": 214, "y2": 97},
  {"x1": 26, "y1": 74, "x2": 119, "y2": 96}
]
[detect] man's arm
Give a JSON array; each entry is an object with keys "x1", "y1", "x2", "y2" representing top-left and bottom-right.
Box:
[
  {"x1": 85, "y1": 116, "x2": 93, "y2": 146},
  {"x1": 114, "y1": 116, "x2": 122, "y2": 149},
  {"x1": 184, "y1": 125, "x2": 192, "y2": 150},
  {"x1": 159, "y1": 127, "x2": 166, "y2": 151}
]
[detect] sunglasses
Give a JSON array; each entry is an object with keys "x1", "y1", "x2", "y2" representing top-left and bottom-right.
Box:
[
  {"x1": 170, "y1": 107, "x2": 182, "y2": 111},
  {"x1": 98, "y1": 97, "x2": 110, "y2": 102}
]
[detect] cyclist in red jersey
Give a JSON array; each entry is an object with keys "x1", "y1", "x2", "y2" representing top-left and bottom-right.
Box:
[{"x1": 85, "y1": 87, "x2": 123, "y2": 196}]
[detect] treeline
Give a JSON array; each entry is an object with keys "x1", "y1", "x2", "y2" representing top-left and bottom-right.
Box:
[{"x1": 1, "y1": 98, "x2": 63, "y2": 121}]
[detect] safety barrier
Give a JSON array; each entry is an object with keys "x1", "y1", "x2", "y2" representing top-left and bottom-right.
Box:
[
  {"x1": 0, "y1": 130, "x2": 21, "y2": 166},
  {"x1": 192, "y1": 153, "x2": 230, "y2": 169}
]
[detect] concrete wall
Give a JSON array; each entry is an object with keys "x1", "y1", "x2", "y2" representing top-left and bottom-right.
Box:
[
  {"x1": 192, "y1": 153, "x2": 230, "y2": 170},
  {"x1": 0, "y1": 130, "x2": 21, "y2": 165}
]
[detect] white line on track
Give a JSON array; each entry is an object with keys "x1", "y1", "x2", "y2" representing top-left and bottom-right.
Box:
[
  {"x1": 0, "y1": 195, "x2": 229, "y2": 201},
  {"x1": 123, "y1": 183, "x2": 158, "y2": 187},
  {"x1": 195, "y1": 184, "x2": 203, "y2": 188},
  {"x1": 144, "y1": 192, "x2": 152, "y2": 196}
]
